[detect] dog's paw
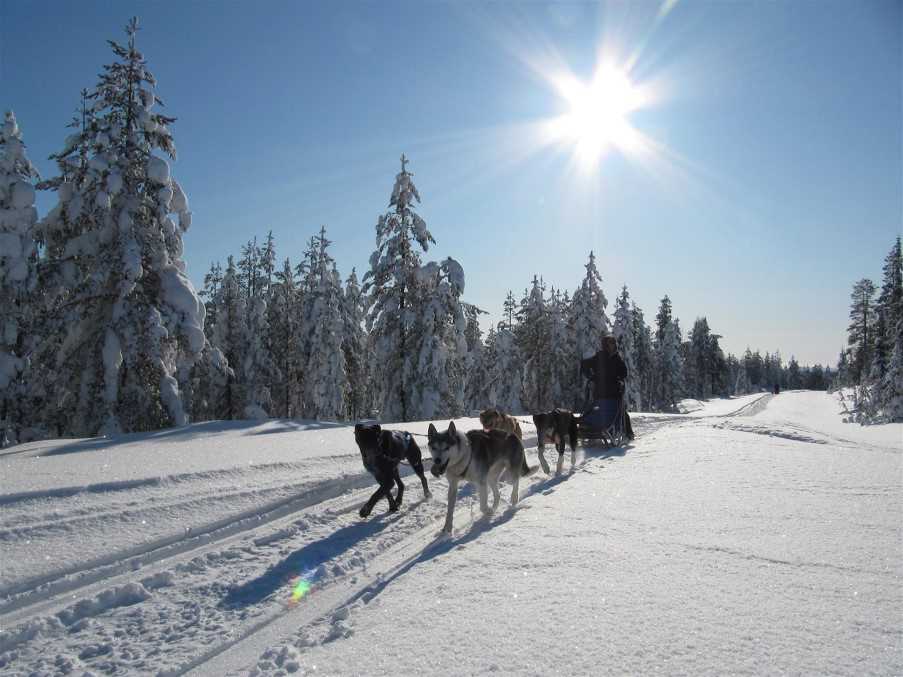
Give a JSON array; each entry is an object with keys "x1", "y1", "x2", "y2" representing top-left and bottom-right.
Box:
[
  {"x1": 358, "y1": 506, "x2": 371, "y2": 518},
  {"x1": 388, "y1": 503, "x2": 399, "y2": 513}
]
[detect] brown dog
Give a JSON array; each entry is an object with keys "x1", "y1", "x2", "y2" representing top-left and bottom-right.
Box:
[{"x1": 479, "y1": 408, "x2": 523, "y2": 440}]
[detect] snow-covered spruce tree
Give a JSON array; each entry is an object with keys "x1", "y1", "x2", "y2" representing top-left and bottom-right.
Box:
[
  {"x1": 847, "y1": 278, "x2": 877, "y2": 385},
  {"x1": 259, "y1": 230, "x2": 277, "y2": 299},
  {"x1": 546, "y1": 287, "x2": 574, "y2": 409},
  {"x1": 872, "y1": 238, "x2": 902, "y2": 415},
  {"x1": 199, "y1": 261, "x2": 222, "y2": 342},
  {"x1": 0, "y1": 111, "x2": 41, "y2": 445},
  {"x1": 363, "y1": 155, "x2": 436, "y2": 422},
  {"x1": 654, "y1": 295, "x2": 682, "y2": 410},
  {"x1": 483, "y1": 300, "x2": 525, "y2": 414},
  {"x1": 210, "y1": 256, "x2": 246, "y2": 419},
  {"x1": 408, "y1": 256, "x2": 468, "y2": 419},
  {"x1": 342, "y1": 268, "x2": 369, "y2": 420},
  {"x1": 570, "y1": 250, "x2": 609, "y2": 361},
  {"x1": 688, "y1": 317, "x2": 713, "y2": 399},
  {"x1": 38, "y1": 20, "x2": 204, "y2": 435},
  {"x1": 518, "y1": 276, "x2": 555, "y2": 412},
  {"x1": 269, "y1": 257, "x2": 299, "y2": 417},
  {"x1": 631, "y1": 302, "x2": 654, "y2": 411},
  {"x1": 301, "y1": 227, "x2": 348, "y2": 420},
  {"x1": 612, "y1": 286, "x2": 640, "y2": 411},
  {"x1": 786, "y1": 357, "x2": 802, "y2": 390},
  {"x1": 462, "y1": 302, "x2": 487, "y2": 412},
  {"x1": 242, "y1": 289, "x2": 280, "y2": 419},
  {"x1": 880, "y1": 312, "x2": 903, "y2": 421}
]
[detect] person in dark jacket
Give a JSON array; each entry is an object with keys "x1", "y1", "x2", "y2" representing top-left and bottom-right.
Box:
[{"x1": 581, "y1": 336, "x2": 635, "y2": 441}]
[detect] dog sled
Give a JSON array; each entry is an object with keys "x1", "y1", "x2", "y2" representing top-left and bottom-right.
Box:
[{"x1": 577, "y1": 396, "x2": 628, "y2": 447}]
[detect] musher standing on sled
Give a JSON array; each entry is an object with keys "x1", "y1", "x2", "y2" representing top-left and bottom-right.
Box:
[{"x1": 580, "y1": 335, "x2": 635, "y2": 441}]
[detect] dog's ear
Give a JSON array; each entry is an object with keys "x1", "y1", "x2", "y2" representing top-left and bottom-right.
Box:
[
  {"x1": 448, "y1": 420, "x2": 457, "y2": 436},
  {"x1": 428, "y1": 423, "x2": 437, "y2": 439}
]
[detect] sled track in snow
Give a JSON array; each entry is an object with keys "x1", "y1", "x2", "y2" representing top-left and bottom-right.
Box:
[{"x1": 0, "y1": 472, "x2": 378, "y2": 620}]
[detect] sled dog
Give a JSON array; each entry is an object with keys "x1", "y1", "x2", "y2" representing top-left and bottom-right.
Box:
[
  {"x1": 354, "y1": 423, "x2": 431, "y2": 518},
  {"x1": 427, "y1": 421, "x2": 538, "y2": 533},
  {"x1": 479, "y1": 408, "x2": 523, "y2": 440},
  {"x1": 532, "y1": 409, "x2": 579, "y2": 475}
]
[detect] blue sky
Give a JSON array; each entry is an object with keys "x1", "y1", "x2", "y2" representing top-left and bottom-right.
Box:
[{"x1": 3, "y1": 0, "x2": 900, "y2": 366}]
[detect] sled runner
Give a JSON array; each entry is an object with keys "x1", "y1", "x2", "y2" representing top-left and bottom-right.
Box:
[{"x1": 577, "y1": 397, "x2": 627, "y2": 447}]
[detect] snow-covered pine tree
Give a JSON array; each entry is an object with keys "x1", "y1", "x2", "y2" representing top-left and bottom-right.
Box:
[
  {"x1": 37, "y1": 19, "x2": 204, "y2": 435},
  {"x1": 302, "y1": 227, "x2": 348, "y2": 420},
  {"x1": 654, "y1": 295, "x2": 682, "y2": 410},
  {"x1": 546, "y1": 287, "x2": 574, "y2": 408},
  {"x1": 269, "y1": 257, "x2": 300, "y2": 417},
  {"x1": 612, "y1": 286, "x2": 640, "y2": 411},
  {"x1": 410, "y1": 256, "x2": 469, "y2": 419},
  {"x1": 631, "y1": 302, "x2": 654, "y2": 411},
  {"x1": 847, "y1": 278, "x2": 877, "y2": 385},
  {"x1": 211, "y1": 256, "x2": 245, "y2": 418},
  {"x1": 570, "y1": 250, "x2": 609, "y2": 357},
  {"x1": 688, "y1": 317, "x2": 713, "y2": 399},
  {"x1": 518, "y1": 275, "x2": 555, "y2": 412},
  {"x1": 199, "y1": 261, "x2": 222, "y2": 341},
  {"x1": 342, "y1": 268, "x2": 369, "y2": 420},
  {"x1": 462, "y1": 302, "x2": 487, "y2": 412},
  {"x1": 0, "y1": 111, "x2": 41, "y2": 446},
  {"x1": 364, "y1": 154, "x2": 436, "y2": 422},
  {"x1": 482, "y1": 295, "x2": 525, "y2": 414},
  {"x1": 259, "y1": 230, "x2": 277, "y2": 299},
  {"x1": 786, "y1": 357, "x2": 802, "y2": 390}
]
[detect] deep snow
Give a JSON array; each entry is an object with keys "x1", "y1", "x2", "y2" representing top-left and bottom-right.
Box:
[{"x1": 0, "y1": 391, "x2": 900, "y2": 676}]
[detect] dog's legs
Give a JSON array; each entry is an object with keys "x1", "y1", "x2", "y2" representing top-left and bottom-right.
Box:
[
  {"x1": 555, "y1": 437, "x2": 566, "y2": 475},
  {"x1": 509, "y1": 473, "x2": 520, "y2": 507},
  {"x1": 537, "y1": 442, "x2": 551, "y2": 475},
  {"x1": 360, "y1": 484, "x2": 389, "y2": 518},
  {"x1": 488, "y1": 468, "x2": 502, "y2": 512},
  {"x1": 411, "y1": 460, "x2": 431, "y2": 498},
  {"x1": 478, "y1": 480, "x2": 491, "y2": 516},
  {"x1": 442, "y1": 478, "x2": 458, "y2": 533},
  {"x1": 393, "y1": 467, "x2": 405, "y2": 508},
  {"x1": 571, "y1": 448, "x2": 577, "y2": 471}
]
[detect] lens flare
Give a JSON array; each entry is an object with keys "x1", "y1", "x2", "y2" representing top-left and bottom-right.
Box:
[{"x1": 287, "y1": 575, "x2": 313, "y2": 607}]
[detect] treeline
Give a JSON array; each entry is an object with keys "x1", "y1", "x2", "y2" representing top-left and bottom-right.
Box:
[
  {"x1": 0, "y1": 19, "x2": 828, "y2": 446},
  {"x1": 835, "y1": 238, "x2": 902, "y2": 422}
]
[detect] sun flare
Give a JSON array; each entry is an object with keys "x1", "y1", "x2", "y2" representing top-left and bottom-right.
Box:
[{"x1": 548, "y1": 66, "x2": 646, "y2": 170}]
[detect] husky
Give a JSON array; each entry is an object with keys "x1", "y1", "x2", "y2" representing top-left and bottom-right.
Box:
[
  {"x1": 479, "y1": 408, "x2": 523, "y2": 440},
  {"x1": 532, "y1": 408, "x2": 579, "y2": 475},
  {"x1": 427, "y1": 421, "x2": 538, "y2": 533},
  {"x1": 354, "y1": 423, "x2": 431, "y2": 518}
]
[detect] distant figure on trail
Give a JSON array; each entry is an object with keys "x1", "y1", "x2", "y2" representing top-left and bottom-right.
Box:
[
  {"x1": 581, "y1": 336, "x2": 635, "y2": 441},
  {"x1": 773, "y1": 384, "x2": 780, "y2": 395}
]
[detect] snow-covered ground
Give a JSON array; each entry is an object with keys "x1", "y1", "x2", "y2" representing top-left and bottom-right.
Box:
[{"x1": 1, "y1": 391, "x2": 900, "y2": 676}]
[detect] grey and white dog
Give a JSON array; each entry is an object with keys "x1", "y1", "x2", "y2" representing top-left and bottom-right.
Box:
[{"x1": 427, "y1": 421, "x2": 538, "y2": 533}]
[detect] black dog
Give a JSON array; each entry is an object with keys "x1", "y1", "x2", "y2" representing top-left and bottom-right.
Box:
[
  {"x1": 532, "y1": 409, "x2": 579, "y2": 475},
  {"x1": 354, "y1": 423, "x2": 431, "y2": 518}
]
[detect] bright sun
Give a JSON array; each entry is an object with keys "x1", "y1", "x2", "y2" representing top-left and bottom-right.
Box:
[{"x1": 549, "y1": 66, "x2": 645, "y2": 170}]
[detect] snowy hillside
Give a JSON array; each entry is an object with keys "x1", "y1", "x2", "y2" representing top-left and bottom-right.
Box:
[{"x1": 1, "y1": 391, "x2": 900, "y2": 676}]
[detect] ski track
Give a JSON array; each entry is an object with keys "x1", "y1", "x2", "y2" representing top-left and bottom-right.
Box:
[{"x1": 0, "y1": 397, "x2": 764, "y2": 677}]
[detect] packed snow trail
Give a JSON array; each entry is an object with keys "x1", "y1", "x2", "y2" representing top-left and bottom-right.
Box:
[{"x1": 1, "y1": 393, "x2": 899, "y2": 676}]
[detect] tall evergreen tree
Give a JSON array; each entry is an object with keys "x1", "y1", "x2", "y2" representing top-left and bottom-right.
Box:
[
  {"x1": 847, "y1": 278, "x2": 877, "y2": 384},
  {"x1": 37, "y1": 19, "x2": 204, "y2": 435},
  {"x1": 654, "y1": 295, "x2": 682, "y2": 410},
  {"x1": 0, "y1": 111, "x2": 40, "y2": 445},
  {"x1": 363, "y1": 154, "x2": 435, "y2": 422},
  {"x1": 269, "y1": 257, "x2": 299, "y2": 418},
  {"x1": 518, "y1": 276, "x2": 554, "y2": 411},
  {"x1": 612, "y1": 286, "x2": 640, "y2": 410},
  {"x1": 302, "y1": 227, "x2": 348, "y2": 420},
  {"x1": 342, "y1": 268, "x2": 369, "y2": 420},
  {"x1": 631, "y1": 302, "x2": 654, "y2": 410}
]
